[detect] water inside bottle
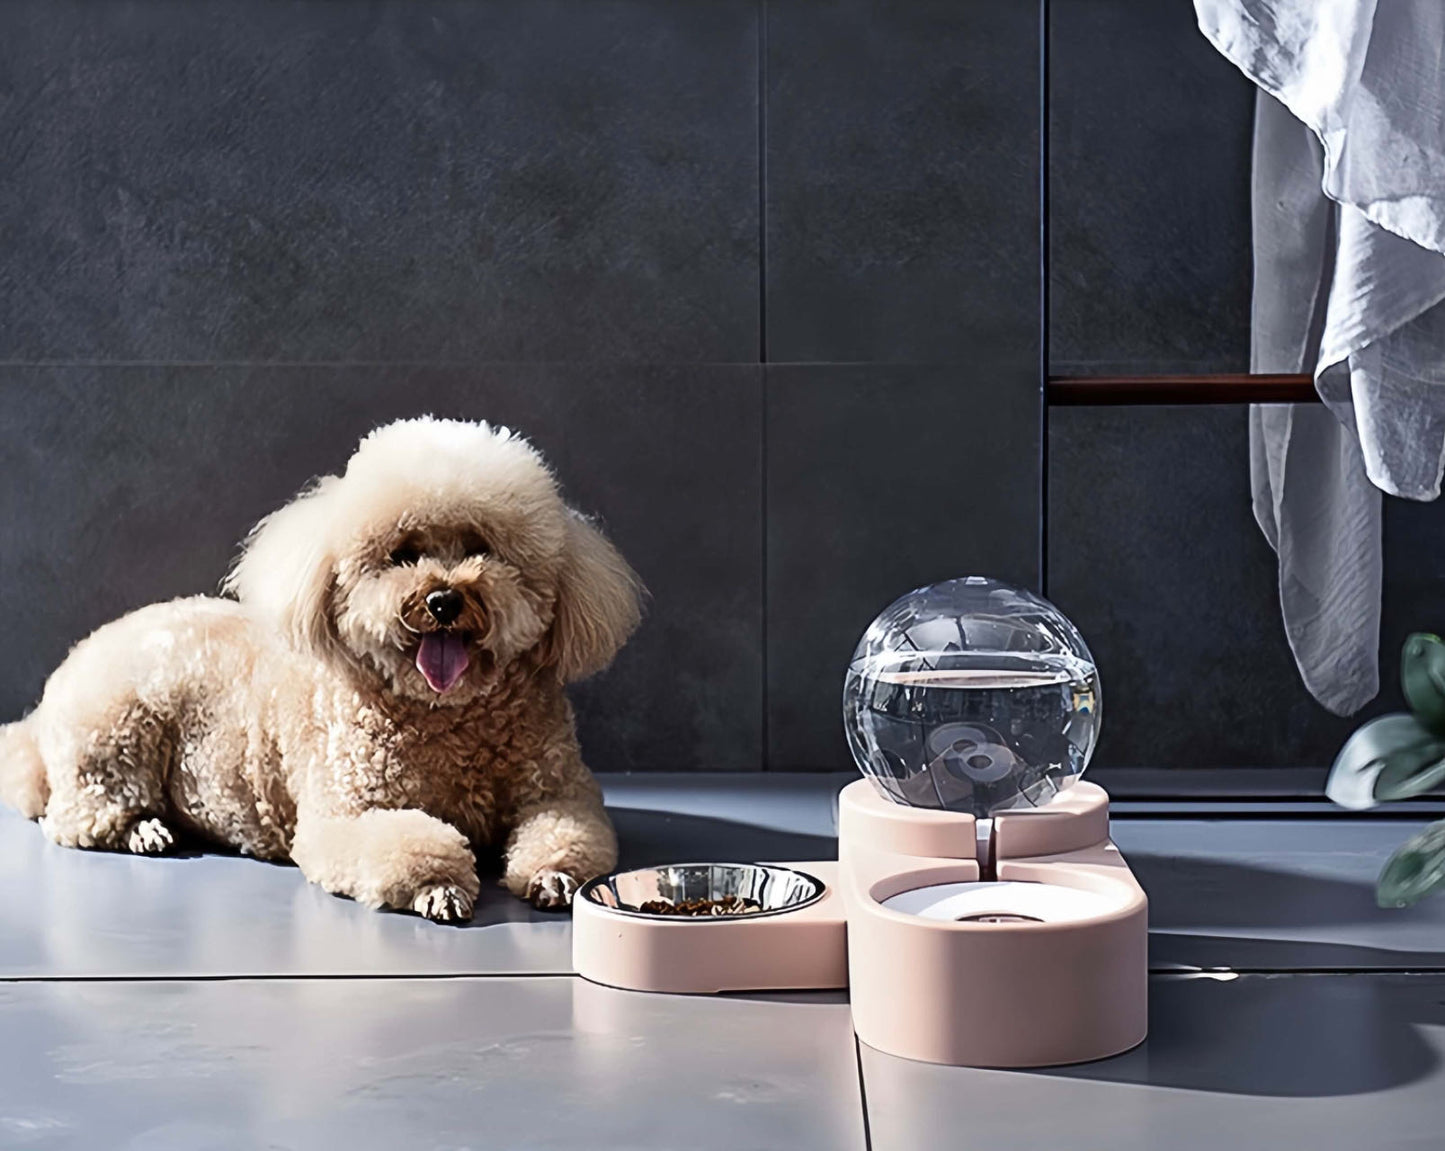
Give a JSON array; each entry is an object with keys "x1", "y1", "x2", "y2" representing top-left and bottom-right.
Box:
[{"x1": 844, "y1": 650, "x2": 1100, "y2": 816}]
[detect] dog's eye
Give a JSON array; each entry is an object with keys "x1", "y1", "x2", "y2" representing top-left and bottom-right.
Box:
[
  {"x1": 389, "y1": 543, "x2": 421, "y2": 566},
  {"x1": 461, "y1": 533, "x2": 490, "y2": 559}
]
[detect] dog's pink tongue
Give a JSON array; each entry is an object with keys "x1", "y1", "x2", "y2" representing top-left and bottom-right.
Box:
[{"x1": 416, "y1": 633, "x2": 470, "y2": 693}]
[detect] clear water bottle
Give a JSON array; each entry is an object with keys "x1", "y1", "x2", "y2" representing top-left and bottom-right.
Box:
[{"x1": 843, "y1": 577, "x2": 1101, "y2": 817}]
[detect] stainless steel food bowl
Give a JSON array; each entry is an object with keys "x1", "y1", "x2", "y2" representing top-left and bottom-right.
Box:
[{"x1": 579, "y1": 862, "x2": 826, "y2": 921}]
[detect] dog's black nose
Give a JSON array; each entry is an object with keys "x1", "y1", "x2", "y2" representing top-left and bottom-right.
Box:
[{"x1": 425, "y1": 588, "x2": 463, "y2": 626}]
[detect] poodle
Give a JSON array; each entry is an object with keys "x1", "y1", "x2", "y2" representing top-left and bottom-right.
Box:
[{"x1": 0, "y1": 417, "x2": 643, "y2": 921}]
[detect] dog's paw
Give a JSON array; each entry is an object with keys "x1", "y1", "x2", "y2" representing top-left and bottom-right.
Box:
[
  {"x1": 126, "y1": 818, "x2": 174, "y2": 856},
  {"x1": 526, "y1": 868, "x2": 579, "y2": 911},
  {"x1": 413, "y1": 883, "x2": 474, "y2": 924}
]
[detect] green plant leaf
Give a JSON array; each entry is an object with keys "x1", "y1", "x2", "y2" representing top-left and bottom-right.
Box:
[
  {"x1": 1378, "y1": 819, "x2": 1445, "y2": 908},
  {"x1": 1402, "y1": 632, "x2": 1445, "y2": 736},
  {"x1": 1374, "y1": 747, "x2": 1445, "y2": 801},
  {"x1": 1326, "y1": 713, "x2": 1441, "y2": 810}
]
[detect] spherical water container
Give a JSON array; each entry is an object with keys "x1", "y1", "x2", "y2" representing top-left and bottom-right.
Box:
[{"x1": 843, "y1": 577, "x2": 1100, "y2": 816}]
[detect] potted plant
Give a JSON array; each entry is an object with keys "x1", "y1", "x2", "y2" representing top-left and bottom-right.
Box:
[{"x1": 1327, "y1": 633, "x2": 1445, "y2": 906}]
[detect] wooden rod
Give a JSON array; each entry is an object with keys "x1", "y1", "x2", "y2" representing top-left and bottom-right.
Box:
[{"x1": 1047, "y1": 373, "x2": 1318, "y2": 406}]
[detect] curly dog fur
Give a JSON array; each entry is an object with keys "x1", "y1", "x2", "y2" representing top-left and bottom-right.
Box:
[{"x1": 0, "y1": 417, "x2": 642, "y2": 921}]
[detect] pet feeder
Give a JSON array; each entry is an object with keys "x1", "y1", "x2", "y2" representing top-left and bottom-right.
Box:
[{"x1": 573, "y1": 578, "x2": 1148, "y2": 1068}]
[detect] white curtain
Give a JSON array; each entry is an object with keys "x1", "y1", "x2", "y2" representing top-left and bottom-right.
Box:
[{"x1": 1197, "y1": 0, "x2": 1445, "y2": 714}]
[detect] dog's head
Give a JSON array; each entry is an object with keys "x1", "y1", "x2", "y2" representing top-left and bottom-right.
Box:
[{"x1": 225, "y1": 418, "x2": 643, "y2": 705}]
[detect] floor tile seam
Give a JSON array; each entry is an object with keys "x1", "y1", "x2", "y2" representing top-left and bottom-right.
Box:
[
  {"x1": 853, "y1": 1034, "x2": 874, "y2": 1151},
  {"x1": 6, "y1": 964, "x2": 1443, "y2": 985},
  {"x1": 1151, "y1": 966, "x2": 1445, "y2": 977},
  {"x1": 0, "y1": 970, "x2": 577, "y2": 985}
]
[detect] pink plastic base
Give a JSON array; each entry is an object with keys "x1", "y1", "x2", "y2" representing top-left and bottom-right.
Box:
[
  {"x1": 572, "y1": 860, "x2": 847, "y2": 994},
  {"x1": 839, "y1": 780, "x2": 1148, "y2": 1067},
  {"x1": 572, "y1": 780, "x2": 1148, "y2": 1068}
]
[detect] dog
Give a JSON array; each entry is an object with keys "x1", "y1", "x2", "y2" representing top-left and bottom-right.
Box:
[{"x1": 0, "y1": 417, "x2": 642, "y2": 921}]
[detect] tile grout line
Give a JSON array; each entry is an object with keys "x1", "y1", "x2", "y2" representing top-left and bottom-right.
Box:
[
  {"x1": 757, "y1": 0, "x2": 769, "y2": 367},
  {"x1": 1150, "y1": 967, "x2": 1445, "y2": 977},
  {"x1": 1038, "y1": 0, "x2": 1051, "y2": 597},
  {"x1": 1114, "y1": 809, "x2": 1443, "y2": 819},
  {"x1": 758, "y1": 0, "x2": 771, "y2": 771},
  {"x1": 854, "y1": 1034, "x2": 874, "y2": 1151},
  {"x1": 761, "y1": 366, "x2": 770, "y2": 771},
  {"x1": 0, "y1": 971, "x2": 577, "y2": 984},
  {"x1": 0, "y1": 359, "x2": 976, "y2": 370},
  {"x1": 7, "y1": 966, "x2": 1442, "y2": 988}
]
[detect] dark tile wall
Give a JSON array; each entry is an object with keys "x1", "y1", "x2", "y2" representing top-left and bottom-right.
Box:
[
  {"x1": 0, "y1": 366, "x2": 763, "y2": 771},
  {"x1": 1046, "y1": 2, "x2": 1445, "y2": 770},
  {"x1": 763, "y1": 0, "x2": 1042, "y2": 769},
  {"x1": 766, "y1": 362, "x2": 1039, "y2": 769},
  {"x1": 1049, "y1": 406, "x2": 1445, "y2": 769},
  {"x1": 1, "y1": 1, "x2": 761, "y2": 363},
  {"x1": 1049, "y1": 0, "x2": 1254, "y2": 374},
  {"x1": 0, "y1": 1, "x2": 1045, "y2": 771},
  {"x1": 767, "y1": 0, "x2": 1039, "y2": 364},
  {"x1": 1048, "y1": 406, "x2": 1357, "y2": 769}
]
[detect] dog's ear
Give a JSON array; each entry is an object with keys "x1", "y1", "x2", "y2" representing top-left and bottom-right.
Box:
[
  {"x1": 541, "y1": 510, "x2": 644, "y2": 683},
  {"x1": 223, "y1": 476, "x2": 342, "y2": 658}
]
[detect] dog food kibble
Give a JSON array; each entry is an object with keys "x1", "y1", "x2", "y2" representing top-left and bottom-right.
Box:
[{"x1": 637, "y1": 894, "x2": 764, "y2": 917}]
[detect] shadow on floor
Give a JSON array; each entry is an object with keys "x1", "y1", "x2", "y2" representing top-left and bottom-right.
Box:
[
  {"x1": 465, "y1": 804, "x2": 838, "y2": 929},
  {"x1": 609, "y1": 805, "x2": 837, "y2": 869},
  {"x1": 1032, "y1": 972, "x2": 1445, "y2": 1097},
  {"x1": 1126, "y1": 850, "x2": 1445, "y2": 969},
  {"x1": 1151, "y1": 932, "x2": 1445, "y2": 971},
  {"x1": 1130, "y1": 851, "x2": 1407, "y2": 930}
]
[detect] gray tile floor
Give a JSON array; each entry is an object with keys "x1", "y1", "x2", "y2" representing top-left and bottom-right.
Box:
[
  {"x1": 862, "y1": 973, "x2": 1445, "y2": 1151},
  {"x1": 0, "y1": 979, "x2": 865, "y2": 1151},
  {"x1": 2, "y1": 774, "x2": 1443, "y2": 1148}
]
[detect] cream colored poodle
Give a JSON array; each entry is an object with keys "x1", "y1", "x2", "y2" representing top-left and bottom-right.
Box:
[{"x1": 0, "y1": 417, "x2": 642, "y2": 921}]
